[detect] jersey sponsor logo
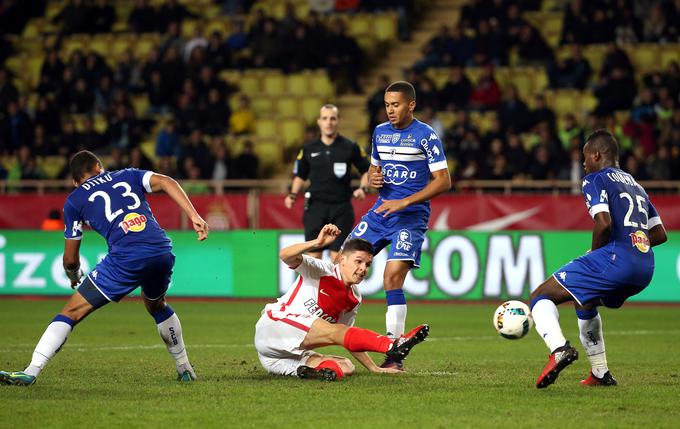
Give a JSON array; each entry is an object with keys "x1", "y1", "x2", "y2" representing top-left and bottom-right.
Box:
[
  {"x1": 400, "y1": 134, "x2": 415, "y2": 144},
  {"x1": 396, "y1": 229, "x2": 412, "y2": 252},
  {"x1": 376, "y1": 134, "x2": 392, "y2": 144},
  {"x1": 629, "y1": 230, "x2": 650, "y2": 253},
  {"x1": 120, "y1": 212, "x2": 148, "y2": 234},
  {"x1": 420, "y1": 139, "x2": 436, "y2": 163},
  {"x1": 383, "y1": 163, "x2": 417, "y2": 185},
  {"x1": 303, "y1": 298, "x2": 336, "y2": 322}
]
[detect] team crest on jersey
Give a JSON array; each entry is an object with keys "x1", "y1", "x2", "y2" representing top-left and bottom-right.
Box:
[
  {"x1": 395, "y1": 229, "x2": 412, "y2": 252},
  {"x1": 629, "y1": 230, "x2": 650, "y2": 253},
  {"x1": 391, "y1": 133, "x2": 401, "y2": 144},
  {"x1": 120, "y1": 212, "x2": 147, "y2": 234}
]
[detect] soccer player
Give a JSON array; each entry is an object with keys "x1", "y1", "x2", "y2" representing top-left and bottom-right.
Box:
[
  {"x1": 0, "y1": 150, "x2": 209, "y2": 386},
  {"x1": 344, "y1": 81, "x2": 450, "y2": 370},
  {"x1": 530, "y1": 130, "x2": 667, "y2": 388},
  {"x1": 255, "y1": 224, "x2": 429, "y2": 381}
]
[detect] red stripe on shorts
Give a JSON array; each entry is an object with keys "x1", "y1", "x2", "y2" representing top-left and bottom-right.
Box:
[{"x1": 266, "y1": 310, "x2": 310, "y2": 332}]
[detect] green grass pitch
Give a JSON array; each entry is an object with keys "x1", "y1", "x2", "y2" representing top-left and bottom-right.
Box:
[{"x1": 1, "y1": 299, "x2": 679, "y2": 428}]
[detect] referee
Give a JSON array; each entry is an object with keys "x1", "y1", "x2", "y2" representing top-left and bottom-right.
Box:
[{"x1": 284, "y1": 104, "x2": 370, "y2": 259}]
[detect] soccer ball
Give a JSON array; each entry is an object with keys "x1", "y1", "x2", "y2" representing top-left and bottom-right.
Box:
[{"x1": 493, "y1": 300, "x2": 533, "y2": 340}]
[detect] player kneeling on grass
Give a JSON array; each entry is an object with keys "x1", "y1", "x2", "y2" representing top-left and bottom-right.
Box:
[
  {"x1": 255, "y1": 224, "x2": 429, "y2": 381},
  {"x1": 0, "y1": 150, "x2": 209, "y2": 386},
  {"x1": 530, "y1": 130, "x2": 667, "y2": 389}
]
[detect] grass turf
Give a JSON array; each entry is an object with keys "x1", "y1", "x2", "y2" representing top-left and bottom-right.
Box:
[{"x1": 0, "y1": 299, "x2": 679, "y2": 429}]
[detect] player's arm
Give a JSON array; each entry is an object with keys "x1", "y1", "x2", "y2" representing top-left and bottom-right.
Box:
[
  {"x1": 149, "y1": 173, "x2": 209, "y2": 241},
  {"x1": 63, "y1": 239, "x2": 83, "y2": 289},
  {"x1": 285, "y1": 149, "x2": 310, "y2": 208},
  {"x1": 591, "y1": 212, "x2": 612, "y2": 251},
  {"x1": 375, "y1": 169, "x2": 451, "y2": 217},
  {"x1": 279, "y1": 224, "x2": 340, "y2": 267},
  {"x1": 285, "y1": 176, "x2": 307, "y2": 208},
  {"x1": 368, "y1": 164, "x2": 383, "y2": 188},
  {"x1": 647, "y1": 201, "x2": 667, "y2": 247},
  {"x1": 349, "y1": 351, "x2": 401, "y2": 373}
]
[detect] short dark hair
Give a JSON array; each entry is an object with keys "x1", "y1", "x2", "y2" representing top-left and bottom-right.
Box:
[
  {"x1": 341, "y1": 238, "x2": 375, "y2": 256},
  {"x1": 385, "y1": 80, "x2": 416, "y2": 102},
  {"x1": 70, "y1": 150, "x2": 102, "y2": 182},
  {"x1": 585, "y1": 129, "x2": 619, "y2": 161}
]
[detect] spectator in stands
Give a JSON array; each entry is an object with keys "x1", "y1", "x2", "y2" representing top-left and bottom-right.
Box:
[
  {"x1": 548, "y1": 44, "x2": 591, "y2": 90},
  {"x1": 128, "y1": 0, "x2": 158, "y2": 33},
  {"x1": 497, "y1": 84, "x2": 530, "y2": 133},
  {"x1": 114, "y1": 50, "x2": 141, "y2": 92},
  {"x1": 614, "y1": 3, "x2": 642, "y2": 44},
  {"x1": 420, "y1": 106, "x2": 445, "y2": 140},
  {"x1": 229, "y1": 94, "x2": 256, "y2": 135},
  {"x1": 40, "y1": 50, "x2": 65, "y2": 86},
  {"x1": 58, "y1": 119, "x2": 80, "y2": 157},
  {"x1": 201, "y1": 88, "x2": 231, "y2": 135},
  {"x1": 624, "y1": 152, "x2": 648, "y2": 180},
  {"x1": 146, "y1": 70, "x2": 170, "y2": 115},
  {"x1": 445, "y1": 26, "x2": 474, "y2": 67},
  {"x1": 160, "y1": 22, "x2": 186, "y2": 61},
  {"x1": 0, "y1": 68, "x2": 18, "y2": 109},
  {"x1": 439, "y1": 66, "x2": 472, "y2": 110},
  {"x1": 416, "y1": 78, "x2": 439, "y2": 111},
  {"x1": 184, "y1": 27, "x2": 208, "y2": 63},
  {"x1": 230, "y1": 140, "x2": 259, "y2": 179},
  {"x1": 0, "y1": 101, "x2": 32, "y2": 154},
  {"x1": 181, "y1": 129, "x2": 211, "y2": 178},
  {"x1": 326, "y1": 17, "x2": 363, "y2": 93},
  {"x1": 470, "y1": 64, "x2": 501, "y2": 110},
  {"x1": 473, "y1": 18, "x2": 506, "y2": 65},
  {"x1": 560, "y1": 0, "x2": 589, "y2": 45},
  {"x1": 8, "y1": 145, "x2": 43, "y2": 180},
  {"x1": 71, "y1": 78, "x2": 94, "y2": 114},
  {"x1": 80, "y1": 116, "x2": 104, "y2": 150},
  {"x1": 226, "y1": 19, "x2": 250, "y2": 61},
  {"x1": 210, "y1": 137, "x2": 231, "y2": 181},
  {"x1": 367, "y1": 75, "x2": 390, "y2": 131},
  {"x1": 129, "y1": 146, "x2": 154, "y2": 171},
  {"x1": 283, "y1": 24, "x2": 318, "y2": 72},
  {"x1": 414, "y1": 25, "x2": 452, "y2": 71},
  {"x1": 156, "y1": 119, "x2": 181, "y2": 162},
  {"x1": 528, "y1": 145, "x2": 553, "y2": 180},
  {"x1": 91, "y1": 0, "x2": 114, "y2": 34},
  {"x1": 33, "y1": 96, "x2": 61, "y2": 142},
  {"x1": 157, "y1": 0, "x2": 198, "y2": 33},
  {"x1": 642, "y1": 2, "x2": 671, "y2": 43},
  {"x1": 506, "y1": 132, "x2": 529, "y2": 178},
  {"x1": 600, "y1": 42, "x2": 634, "y2": 79},
  {"x1": 558, "y1": 114, "x2": 584, "y2": 151},
  {"x1": 53, "y1": 0, "x2": 90, "y2": 35},
  {"x1": 646, "y1": 145, "x2": 672, "y2": 180},
  {"x1": 594, "y1": 67, "x2": 637, "y2": 115},
  {"x1": 557, "y1": 147, "x2": 585, "y2": 188},
  {"x1": 516, "y1": 24, "x2": 553, "y2": 66},
  {"x1": 529, "y1": 94, "x2": 556, "y2": 132},
  {"x1": 107, "y1": 105, "x2": 142, "y2": 151},
  {"x1": 174, "y1": 93, "x2": 200, "y2": 136},
  {"x1": 32, "y1": 125, "x2": 51, "y2": 157},
  {"x1": 251, "y1": 18, "x2": 282, "y2": 68},
  {"x1": 206, "y1": 31, "x2": 231, "y2": 71},
  {"x1": 588, "y1": 7, "x2": 615, "y2": 44}
]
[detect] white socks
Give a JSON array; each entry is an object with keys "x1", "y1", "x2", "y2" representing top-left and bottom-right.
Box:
[
  {"x1": 24, "y1": 317, "x2": 74, "y2": 377},
  {"x1": 532, "y1": 299, "x2": 567, "y2": 353},
  {"x1": 385, "y1": 304, "x2": 407, "y2": 339},
  {"x1": 578, "y1": 314, "x2": 608, "y2": 378},
  {"x1": 156, "y1": 312, "x2": 189, "y2": 370}
]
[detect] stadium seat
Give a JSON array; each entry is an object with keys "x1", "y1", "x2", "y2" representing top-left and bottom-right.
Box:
[
  {"x1": 254, "y1": 141, "x2": 283, "y2": 176},
  {"x1": 374, "y1": 13, "x2": 397, "y2": 42},
  {"x1": 255, "y1": 118, "x2": 278, "y2": 140},
  {"x1": 140, "y1": 141, "x2": 157, "y2": 162},
  {"x1": 347, "y1": 15, "x2": 371, "y2": 37},
  {"x1": 131, "y1": 95, "x2": 150, "y2": 118},
  {"x1": 263, "y1": 73, "x2": 286, "y2": 96},
  {"x1": 39, "y1": 156, "x2": 66, "y2": 180},
  {"x1": 238, "y1": 75, "x2": 261, "y2": 95},
  {"x1": 287, "y1": 73, "x2": 310, "y2": 96},
  {"x1": 301, "y1": 96, "x2": 323, "y2": 123},
  {"x1": 251, "y1": 97, "x2": 275, "y2": 116},
  {"x1": 276, "y1": 98, "x2": 300, "y2": 118},
  {"x1": 660, "y1": 45, "x2": 680, "y2": 68},
  {"x1": 309, "y1": 72, "x2": 333, "y2": 97},
  {"x1": 626, "y1": 44, "x2": 660, "y2": 74},
  {"x1": 280, "y1": 118, "x2": 305, "y2": 148}
]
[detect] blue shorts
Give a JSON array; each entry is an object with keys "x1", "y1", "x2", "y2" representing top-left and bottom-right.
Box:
[
  {"x1": 346, "y1": 209, "x2": 428, "y2": 267},
  {"x1": 552, "y1": 246, "x2": 653, "y2": 308},
  {"x1": 78, "y1": 252, "x2": 175, "y2": 308}
]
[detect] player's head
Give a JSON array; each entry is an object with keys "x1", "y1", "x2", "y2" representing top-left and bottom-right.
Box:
[
  {"x1": 338, "y1": 238, "x2": 374, "y2": 285},
  {"x1": 384, "y1": 81, "x2": 416, "y2": 129},
  {"x1": 583, "y1": 129, "x2": 620, "y2": 174},
  {"x1": 70, "y1": 150, "x2": 103, "y2": 185},
  {"x1": 317, "y1": 104, "x2": 339, "y2": 139}
]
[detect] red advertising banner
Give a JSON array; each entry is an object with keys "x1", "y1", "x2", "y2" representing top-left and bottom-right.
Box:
[
  {"x1": 257, "y1": 194, "x2": 680, "y2": 231},
  {"x1": 1, "y1": 193, "x2": 678, "y2": 230}
]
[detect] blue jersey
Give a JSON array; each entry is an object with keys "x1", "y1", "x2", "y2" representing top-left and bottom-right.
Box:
[
  {"x1": 63, "y1": 169, "x2": 172, "y2": 259},
  {"x1": 582, "y1": 167, "x2": 661, "y2": 259},
  {"x1": 371, "y1": 119, "x2": 448, "y2": 216}
]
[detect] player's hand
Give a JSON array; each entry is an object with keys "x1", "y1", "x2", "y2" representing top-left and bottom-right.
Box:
[
  {"x1": 352, "y1": 188, "x2": 366, "y2": 200},
  {"x1": 369, "y1": 169, "x2": 384, "y2": 188},
  {"x1": 372, "y1": 367, "x2": 403, "y2": 374},
  {"x1": 191, "y1": 214, "x2": 209, "y2": 241},
  {"x1": 69, "y1": 269, "x2": 84, "y2": 289},
  {"x1": 315, "y1": 224, "x2": 341, "y2": 248},
  {"x1": 284, "y1": 194, "x2": 296, "y2": 209},
  {"x1": 374, "y1": 198, "x2": 409, "y2": 217}
]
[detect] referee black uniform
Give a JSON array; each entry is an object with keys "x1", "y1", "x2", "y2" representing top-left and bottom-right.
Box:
[{"x1": 293, "y1": 134, "x2": 370, "y2": 252}]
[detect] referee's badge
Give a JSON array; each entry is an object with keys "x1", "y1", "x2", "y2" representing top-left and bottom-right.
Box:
[{"x1": 333, "y1": 162, "x2": 347, "y2": 178}]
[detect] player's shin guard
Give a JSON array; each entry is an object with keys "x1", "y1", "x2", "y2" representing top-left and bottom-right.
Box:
[
  {"x1": 577, "y1": 310, "x2": 609, "y2": 378},
  {"x1": 343, "y1": 327, "x2": 393, "y2": 353},
  {"x1": 530, "y1": 296, "x2": 567, "y2": 352},
  {"x1": 153, "y1": 305, "x2": 189, "y2": 367},
  {"x1": 24, "y1": 315, "x2": 75, "y2": 377},
  {"x1": 385, "y1": 289, "x2": 407, "y2": 339}
]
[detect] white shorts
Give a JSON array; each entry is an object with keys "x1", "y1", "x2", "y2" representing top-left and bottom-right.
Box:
[{"x1": 254, "y1": 310, "x2": 320, "y2": 376}]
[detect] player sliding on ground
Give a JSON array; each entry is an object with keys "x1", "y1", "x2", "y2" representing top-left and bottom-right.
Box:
[
  {"x1": 529, "y1": 130, "x2": 667, "y2": 389},
  {"x1": 0, "y1": 150, "x2": 209, "y2": 386},
  {"x1": 255, "y1": 224, "x2": 429, "y2": 381}
]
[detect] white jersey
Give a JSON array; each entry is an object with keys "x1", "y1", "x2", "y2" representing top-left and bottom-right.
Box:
[{"x1": 264, "y1": 255, "x2": 361, "y2": 326}]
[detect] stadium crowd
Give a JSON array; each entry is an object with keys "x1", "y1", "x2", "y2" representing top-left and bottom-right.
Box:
[{"x1": 1, "y1": 0, "x2": 679, "y2": 185}]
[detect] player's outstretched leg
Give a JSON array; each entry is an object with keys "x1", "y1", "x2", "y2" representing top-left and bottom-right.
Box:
[
  {"x1": 382, "y1": 262, "x2": 410, "y2": 370},
  {"x1": 144, "y1": 295, "x2": 195, "y2": 382},
  {"x1": 0, "y1": 292, "x2": 94, "y2": 386},
  {"x1": 530, "y1": 277, "x2": 578, "y2": 389},
  {"x1": 576, "y1": 307, "x2": 616, "y2": 386}
]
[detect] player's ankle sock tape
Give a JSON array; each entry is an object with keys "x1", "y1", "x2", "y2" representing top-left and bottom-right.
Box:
[
  {"x1": 52, "y1": 314, "x2": 76, "y2": 327},
  {"x1": 529, "y1": 295, "x2": 551, "y2": 311},
  {"x1": 315, "y1": 360, "x2": 344, "y2": 379},
  {"x1": 152, "y1": 305, "x2": 175, "y2": 324},
  {"x1": 386, "y1": 289, "x2": 406, "y2": 306},
  {"x1": 343, "y1": 327, "x2": 393, "y2": 353},
  {"x1": 576, "y1": 308, "x2": 599, "y2": 320}
]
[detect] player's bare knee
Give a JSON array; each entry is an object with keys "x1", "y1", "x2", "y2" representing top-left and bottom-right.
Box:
[{"x1": 340, "y1": 358, "x2": 355, "y2": 375}]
